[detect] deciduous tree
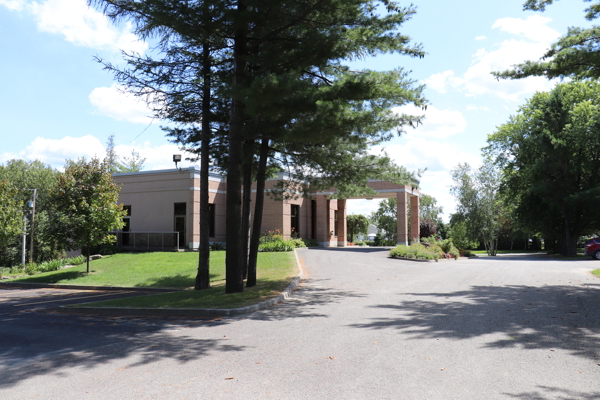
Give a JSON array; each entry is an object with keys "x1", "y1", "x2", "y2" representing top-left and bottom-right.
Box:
[
  {"x1": 49, "y1": 158, "x2": 126, "y2": 272},
  {"x1": 0, "y1": 180, "x2": 23, "y2": 250},
  {"x1": 347, "y1": 214, "x2": 370, "y2": 243}
]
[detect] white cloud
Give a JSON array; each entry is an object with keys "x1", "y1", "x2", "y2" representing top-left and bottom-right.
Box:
[
  {"x1": 466, "y1": 104, "x2": 490, "y2": 112},
  {"x1": 2, "y1": 135, "x2": 198, "y2": 171},
  {"x1": 475, "y1": 35, "x2": 487, "y2": 41},
  {"x1": 422, "y1": 70, "x2": 464, "y2": 94},
  {"x1": 394, "y1": 105, "x2": 467, "y2": 139},
  {"x1": 371, "y1": 138, "x2": 482, "y2": 221},
  {"x1": 89, "y1": 84, "x2": 155, "y2": 124},
  {"x1": 492, "y1": 15, "x2": 561, "y2": 43},
  {"x1": 0, "y1": 0, "x2": 25, "y2": 11},
  {"x1": 1, "y1": 0, "x2": 147, "y2": 54},
  {"x1": 114, "y1": 142, "x2": 198, "y2": 171},
  {"x1": 15, "y1": 135, "x2": 106, "y2": 169},
  {"x1": 424, "y1": 16, "x2": 558, "y2": 101}
]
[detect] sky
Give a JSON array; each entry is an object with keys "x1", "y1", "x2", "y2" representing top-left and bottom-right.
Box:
[{"x1": 0, "y1": 0, "x2": 591, "y2": 221}]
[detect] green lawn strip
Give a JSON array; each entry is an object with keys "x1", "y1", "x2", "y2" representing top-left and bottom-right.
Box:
[
  {"x1": 9, "y1": 251, "x2": 226, "y2": 289},
  {"x1": 470, "y1": 249, "x2": 546, "y2": 255},
  {"x1": 71, "y1": 252, "x2": 298, "y2": 309},
  {"x1": 552, "y1": 254, "x2": 589, "y2": 260},
  {"x1": 593, "y1": 269, "x2": 600, "y2": 278}
]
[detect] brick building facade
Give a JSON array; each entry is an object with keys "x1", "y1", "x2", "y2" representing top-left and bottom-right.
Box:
[{"x1": 112, "y1": 167, "x2": 420, "y2": 249}]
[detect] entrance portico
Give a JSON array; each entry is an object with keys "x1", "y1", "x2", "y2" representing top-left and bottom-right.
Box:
[{"x1": 312, "y1": 181, "x2": 420, "y2": 247}]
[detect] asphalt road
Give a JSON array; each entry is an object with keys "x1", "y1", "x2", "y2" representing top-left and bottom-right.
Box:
[{"x1": 1, "y1": 249, "x2": 599, "y2": 399}]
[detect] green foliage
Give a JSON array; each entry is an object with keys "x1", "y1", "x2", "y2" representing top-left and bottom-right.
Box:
[
  {"x1": 371, "y1": 198, "x2": 398, "y2": 243},
  {"x1": 0, "y1": 180, "x2": 23, "y2": 248},
  {"x1": 494, "y1": 1, "x2": 600, "y2": 80},
  {"x1": 259, "y1": 230, "x2": 284, "y2": 244},
  {"x1": 116, "y1": 149, "x2": 146, "y2": 173},
  {"x1": 389, "y1": 244, "x2": 440, "y2": 260},
  {"x1": 347, "y1": 214, "x2": 370, "y2": 243},
  {"x1": 451, "y1": 163, "x2": 503, "y2": 256},
  {"x1": 209, "y1": 242, "x2": 225, "y2": 251},
  {"x1": 447, "y1": 220, "x2": 479, "y2": 250},
  {"x1": 49, "y1": 158, "x2": 126, "y2": 272},
  {"x1": 0, "y1": 159, "x2": 63, "y2": 266},
  {"x1": 258, "y1": 240, "x2": 295, "y2": 252},
  {"x1": 485, "y1": 81, "x2": 600, "y2": 256},
  {"x1": 420, "y1": 218, "x2": 436, "y2": 238},
  {"x1": 299, "y1": 238, "x2": 318, "y2": 247},
  {"x1": 355, "y1": 240, "x2": 367, "y2": 246}
]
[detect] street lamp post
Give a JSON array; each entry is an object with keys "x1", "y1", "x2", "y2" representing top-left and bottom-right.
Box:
[{"x1": 20, "y1": 189, "x2": 37, "y2": 264}]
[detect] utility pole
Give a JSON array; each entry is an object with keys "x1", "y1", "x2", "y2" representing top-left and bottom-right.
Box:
[
  {"x1": 29, "y1": 189, "x2": 37, "y2": 263},
  {"x1": 21, "y1": 215, "x2": 27, "y2": 265}
]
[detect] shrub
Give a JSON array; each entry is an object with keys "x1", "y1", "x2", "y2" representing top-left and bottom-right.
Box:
[
  {"x1": 389, "y1": 244, "x2": 441, "y2": 260},
  {"x1": 462, "y1": 250, "x2": 473, "y2": 257},
  {"x1": 260, "y1": 230, "x2": 284, "y2": 244},
  {"x1": 355, "y1": 240, "x2": 367, "y2": 246},
  {"x1": 300, "y1": 238, "x2": 318, "y2": 247},
  {"x1": 67, "y1": 255, "x2": 86, "y2": 265},
  {"x1": 449, "y1": 246, "x2": 460, "y2": 259},
  {"x1": 365, "y1": 241, "x2": 375, "y2": 246},
  {"x1": 25, "y1": 263, "x2": 38, "y2": 275},
  {"x1": 99, "y1": 244, "x2": 118, "y2": 255},
  {"x1": 420, "y1": 219, "x2": 437, "y2": 238},
  {"x1": 288, "y1": 239, "x2": 306, "y2": 248},
  {"x1": 259, "y1": 240, "x2": 294, "y2": 252},
  {"x1": 209, "y1": 242, "x2": 225, "y2": 251}
]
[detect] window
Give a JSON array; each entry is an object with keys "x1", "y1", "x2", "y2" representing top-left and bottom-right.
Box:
[
  {"x1": 174, "y1": 202, "x2": 186, "y2": 216},
  {"x1": 334, "y1": 210, "x2": 339, "y2": 236},
  {"x1": 208, "y1": 203, "x2": 215, "y2": 238},
  {"x1": 290, "y1": 204, "x2": 300, "y2": 237},
  {"x1": 122, "y1": 205, "x2": 131, "y2": 246}
]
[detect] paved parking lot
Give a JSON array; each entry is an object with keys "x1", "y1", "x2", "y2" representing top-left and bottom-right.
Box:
[
  {"x1": 0, "y1": 287, "x2": 152, "y2": 314},
  {"x1": 0, "y1": 249, "x2": 599, "y2": 399}
]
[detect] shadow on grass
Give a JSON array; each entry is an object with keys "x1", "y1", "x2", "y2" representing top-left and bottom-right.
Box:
[
  {"x1": 504, "y1": 386, "x2": 600, "y2": 399},
  {"x1": 350, "y1": 284, "x2": 600, "y2": 359},
  {"x1": 135, "y1": 272, "x2": 221, "y2": 289},
  {"x1": 305, "y1": 247, "x2": 392, "y2": 253},
  {"x1": 10, "y1": 270, "x2": 88, "y2": 284}
]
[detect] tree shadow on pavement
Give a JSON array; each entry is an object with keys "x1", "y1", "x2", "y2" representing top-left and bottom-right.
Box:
[
  {"x1": 504, "y1": 385, "x2": 600, "y2": 399},
  {"x1": 0, "y1": 313, "x2": 244, "y2": 389},
  {"x1": 247, "y1": 277, "x2": 366, "y2": 321},
  {"x1": 350, "y1": 284, "x2": 600, "y2": 359}
]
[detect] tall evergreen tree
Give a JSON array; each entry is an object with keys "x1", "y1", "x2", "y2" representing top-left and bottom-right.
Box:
[{"x1": 91, "y1": 0, "x2": 426, "y2": 293}]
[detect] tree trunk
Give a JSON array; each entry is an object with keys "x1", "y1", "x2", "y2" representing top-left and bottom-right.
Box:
[
  {"x1": 195, "y1": 34, "x2": 211, "y2": 290},
  {"x1": 247, "y1": 138, "x2": 269, "y2": 287},
  {"x1": 225, "y1": 1, "x2": 246, "y2": 293},
  {"x1": 241, "y1": 140, "x2": 254, "y2": 280},
  {"x1": 563, "y1": 216, "x2": 578, "y2": 257}
]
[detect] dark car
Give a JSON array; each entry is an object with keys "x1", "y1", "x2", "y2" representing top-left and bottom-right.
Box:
[{"x1": 584, "y1": 238, "x2": 600, "y2": 260}]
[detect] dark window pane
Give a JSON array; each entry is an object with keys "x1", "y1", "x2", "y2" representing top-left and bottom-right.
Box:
[
  {"x1": 123, "y1": 205, "x2": 132, "y2": 216},
  {"x1": 174, "y1": 202, "x2": 186, "y2": 216},
  {"x1": 208, "y1": 204, "x2": 215, "y2": 238}
]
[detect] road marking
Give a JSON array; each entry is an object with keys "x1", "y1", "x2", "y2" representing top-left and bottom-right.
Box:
[{"x1": 14, "y1": 291, "x2": 137, "y2": 306}]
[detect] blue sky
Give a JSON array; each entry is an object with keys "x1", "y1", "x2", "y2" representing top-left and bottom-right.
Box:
[{"x1": 0, "y1": 0, "x2": 590, "y2": 220}]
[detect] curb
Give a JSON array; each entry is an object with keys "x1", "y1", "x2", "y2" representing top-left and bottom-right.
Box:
[
  {"x1": 55, "y1": 249, "x2": 305, "y2": 317},
  {"x1": 389, "y1": 256, "x2": 460, "y2": 263},
  {"x1": 0, "y1": 281, "x2": 178, "y2": 292}
]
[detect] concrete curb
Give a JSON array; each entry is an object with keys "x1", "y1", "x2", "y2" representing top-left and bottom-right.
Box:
[
  {"x1": 389, "y1": 256, "x2": 460, "y2": 263},
  {"x1": 55, "y1": 249, "x2": 305, "y2": 317},
  {"x1": 0, "y1": 281, "x2": 178, "y2": 292}
]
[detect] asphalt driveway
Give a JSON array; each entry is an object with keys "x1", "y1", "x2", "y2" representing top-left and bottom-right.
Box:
[{"x1": 1, "y1": 248, "x2": 599, "y2": 399}]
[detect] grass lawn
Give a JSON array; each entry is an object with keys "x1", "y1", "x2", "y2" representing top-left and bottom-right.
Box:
[
  {"x1": 470, "y1": 249, "x2": 547, "y2": 255},
  {"x1": 9, "y1": 251, "x2": 298, "y2": 309},
  {"x1": 593, "y1": 269, "x2": 600, "y2": 278}
]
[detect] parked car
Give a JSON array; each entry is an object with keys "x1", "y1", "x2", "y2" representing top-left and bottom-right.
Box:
[{"x1": 584, "y1": 238, "x2": 600, "y2": 260}]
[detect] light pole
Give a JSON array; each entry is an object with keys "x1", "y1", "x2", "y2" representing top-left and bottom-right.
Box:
[{"x1": 20, "y1": 189, "x2": 37, "y2": 264}]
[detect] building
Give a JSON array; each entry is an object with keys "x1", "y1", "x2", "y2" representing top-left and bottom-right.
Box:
[{"x1": 112, "y1": 167, "x2": 420, "y2": 249}]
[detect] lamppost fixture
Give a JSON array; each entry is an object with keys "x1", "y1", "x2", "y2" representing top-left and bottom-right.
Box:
[
  {"x1": 173, "y1": 154, "x2": 182, "y2": 171},
  {"x1": 20, "y1": 188, "x2": 36, "y2": 265}
]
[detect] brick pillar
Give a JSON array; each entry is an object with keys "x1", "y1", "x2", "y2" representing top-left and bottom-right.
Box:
[
  {"x1": 315, "y1": 195, "x2": 330, "y2": 246},
  {"x1": 337, "y1": 199, "x2": 347, "y2": 247},
  {"x1": 396, "y1": 192, "x2": 408, "y2": 245},
  {"x1": 411, "y1": 195, "x2": 420, "y2": 243}
]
